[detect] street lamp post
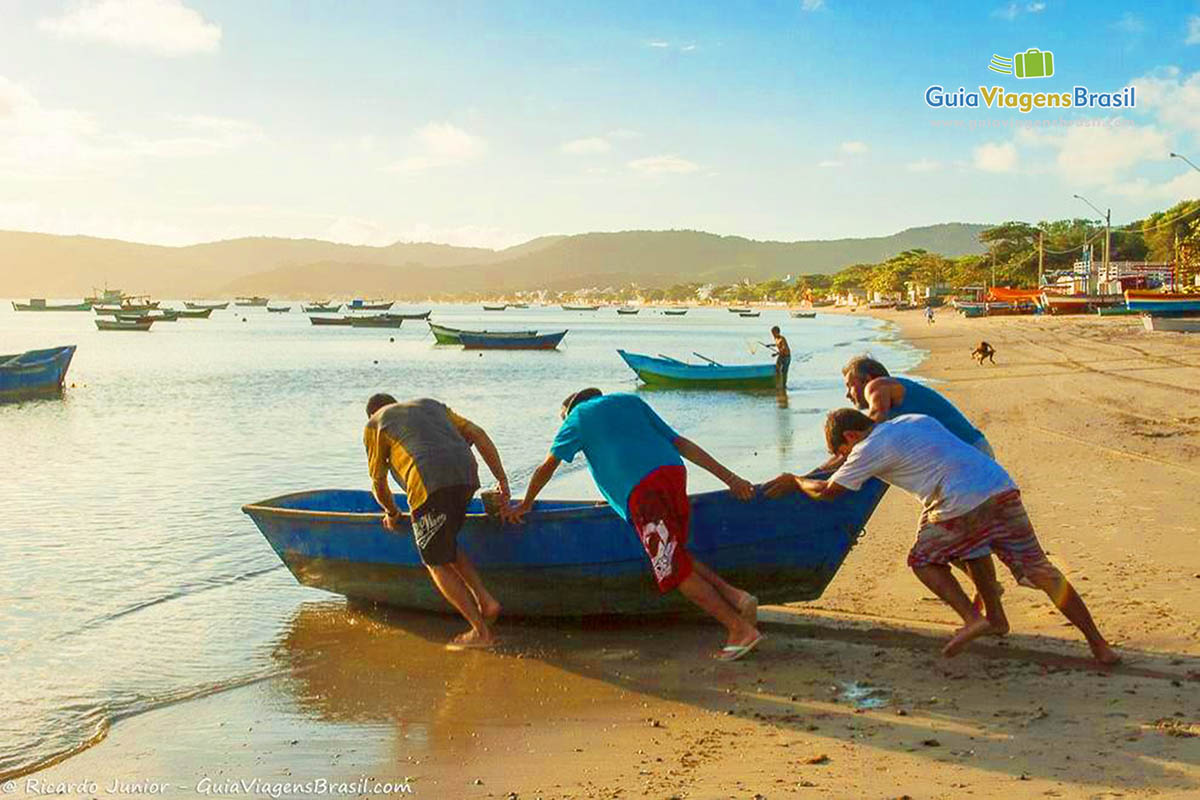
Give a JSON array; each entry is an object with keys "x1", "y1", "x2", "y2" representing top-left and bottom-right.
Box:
[
  {"x1": 1170, "y1": 152, "x2": 1200, "y2": 173},
  {"x1": 1074, "y1": 194, "x2": 1110, "y2": 293}
]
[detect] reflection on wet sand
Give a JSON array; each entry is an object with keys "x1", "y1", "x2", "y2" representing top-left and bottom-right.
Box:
[{"x1": 271, "y1": 600, "x2": 712, "y2": 761}]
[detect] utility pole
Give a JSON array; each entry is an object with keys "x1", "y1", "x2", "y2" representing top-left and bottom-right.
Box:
[
  {"x1": 1038, "y1": 230, "x2": 1044, "y2": 287},
  {"x1": 990, "y1": 248, "x2": 996, "y2": 290},
  {"x1": 1074, "y1": 194, "x2": 1110, "y2": 294}
]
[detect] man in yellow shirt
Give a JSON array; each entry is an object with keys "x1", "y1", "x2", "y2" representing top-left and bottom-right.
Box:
[{"x1": 364, "y1": 393, "x2": 511, "y2": 650}]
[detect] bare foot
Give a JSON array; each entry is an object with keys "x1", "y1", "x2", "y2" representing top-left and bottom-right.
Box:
[
  {"x1": 1090, "y1": 640, "x2": 1121, "y2": 666},
  {"x1": 942, "y1": 617, "x2": 994, "y2": 658},
  {"x1": 446, "y1": 628, "x2": 496, "y2": 651},
  {"x1": 481, "y1": 600, "x2": 501, "y2": 626},
  {"x1": 737, "y1": 593, "x2": 758, "y2": 627}
]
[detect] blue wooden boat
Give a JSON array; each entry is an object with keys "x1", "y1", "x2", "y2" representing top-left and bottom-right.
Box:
[
  {"x1": 459, "y1": 330, "x2": 567, "y2": 350},
  {"x1": 242, "y1": 478, "x2": 887, "y2": 616},
  {"x1": 1125, "y1": 290, "x2": 1200, "y2": 317},
  {"x1": 0, "y1": 345, "x2": 76, "y2": 402},
  {"x1": 618, "y1": 350, "x2": 776, "y2": 389}
]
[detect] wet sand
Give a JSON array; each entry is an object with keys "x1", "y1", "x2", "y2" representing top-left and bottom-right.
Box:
[{"x1": 24, "y1": 311, "x2": 1200, "y2": 799}]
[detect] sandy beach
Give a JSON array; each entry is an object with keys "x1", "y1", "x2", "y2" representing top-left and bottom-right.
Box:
[{"x1": 22, "y1": 310, "x2": 1200, "y2": 799}]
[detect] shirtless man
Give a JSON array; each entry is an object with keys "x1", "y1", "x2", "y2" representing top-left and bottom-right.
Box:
[
  {"x1": 768, "y1": 326, "x2": 791, "y2": 389},
  {"x1": 971, "y1": 341, "x2": 996, "y2": 365}
]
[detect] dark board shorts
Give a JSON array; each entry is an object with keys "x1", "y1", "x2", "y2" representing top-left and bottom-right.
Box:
[{"x1": 410, "y1": 485, "x2": 477, "y2": 566}]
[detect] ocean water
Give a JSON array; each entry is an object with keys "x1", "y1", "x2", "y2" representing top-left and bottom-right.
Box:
[{"x1": 0, "y1": 303, "x2": 920, "y2": 779}]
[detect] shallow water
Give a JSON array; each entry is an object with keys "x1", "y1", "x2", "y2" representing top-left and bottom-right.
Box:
[{"x1": 0, "y1": 302, "x2": 919, "y2": 778}]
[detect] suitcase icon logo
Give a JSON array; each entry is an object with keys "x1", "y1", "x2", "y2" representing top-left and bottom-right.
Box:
[{"x1": 988, "y1": 48, "x2": 1054, "y2": 79}]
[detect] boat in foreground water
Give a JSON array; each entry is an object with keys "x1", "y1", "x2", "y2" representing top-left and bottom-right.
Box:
[
  {"x1": 12, "y1": 299, "x2": 92, "y2": 312},
  {"x1": 242, "y1": 478, "x2": 887, "y2": 616},
  {"x1": 0, "y1": 345, "x2": 77, "y2": 403},
  {"x1": 459, "y1": 330, "x2": 567, "y2": 350},
  {"x1": 618, "y1": 350, "x2": 777, "y2": 389},
  {"x1": 1125, "y1": 290, "x2": 1200, "y2": 316}
]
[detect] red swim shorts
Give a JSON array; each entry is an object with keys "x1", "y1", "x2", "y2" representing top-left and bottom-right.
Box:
[{"x1": 627, "y1": 465, "x2": 694, "y2": 593}]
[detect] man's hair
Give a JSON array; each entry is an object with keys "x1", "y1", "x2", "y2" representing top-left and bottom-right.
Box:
[
  {"x1": 770, "y1": 325, "x2": 781, "y2": 335},
  {"x1": 366, "y1": 392, "x2": 398, "y2": 418},
  {"x1": 825, "y1": 408, "x2": 875, "y2": 452},
  {"x1": 562, "y1": 387, "x2": 603, "y2": 416},
  {"x1": 842, "y1": 355, "x2": 889, "y2": 381}
]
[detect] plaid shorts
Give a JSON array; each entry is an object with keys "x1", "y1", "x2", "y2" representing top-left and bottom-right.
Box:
[{"x1": 909, "y1": 489, "x2": 1050, "y2": 576}]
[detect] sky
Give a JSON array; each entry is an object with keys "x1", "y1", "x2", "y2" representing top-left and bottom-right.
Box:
[{"x1": 0, "y1": 0, "x2": 1198, "y2": 249}]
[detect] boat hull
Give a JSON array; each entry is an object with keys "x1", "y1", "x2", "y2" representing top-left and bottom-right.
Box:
[
  {"x1": 348, "y1": 316, "x2": 403, "y2": 328},
  {"x1": 303, "y1": 305, "x2": 342, "y2": 313},
  {"x1": 1125, "y1": 290, "x2": 1200, "y2": 315},
  {"x1": 185, "y1": 301, "x2": 229, "y2": 310},
  {"x1": 310, "y1": 317, "x2": 353, "y2": 326},
  {"x1": 236, "y1": 298, "x2": 270, "y2": 307},
  {"x1": 175, "y1": 307, "x2": 215, "y2": 318},
  {"x1": 459, "y1": 330, "x2": 567, "y2": 350},
  {"x1": 618, "y1": 349, "x2": 777, "y2": 389},
  {"x1": 12, "y1": 301, "x2": 91, "y2": 312},
  {"x1": 242, "y1": 481, "x2": 887, "y2": 616},
  {"x1": 0, "y1": 346, "x2": 76, "y2": 402},
  {"x1": 267, "y1": 306, "x2": 291, "y2": 313},
  {"x1": 95, "y1": 319, "x2": 153, "y2": 331},
  {"x1": 428, "y1": 323, "x2": 540, "y2": 345}
]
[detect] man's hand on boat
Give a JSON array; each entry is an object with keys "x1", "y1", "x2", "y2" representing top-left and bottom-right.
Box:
[{"x1": 381, "y1": 509, "x2": 406, "y2": 531}]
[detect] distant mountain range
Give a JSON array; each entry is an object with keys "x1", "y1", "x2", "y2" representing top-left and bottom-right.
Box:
[{"x1": 1, "y1": 223, "x2": 991, "y2": 298}]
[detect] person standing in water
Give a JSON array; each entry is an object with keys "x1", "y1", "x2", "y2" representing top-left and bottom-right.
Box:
[
  {"x1": 766, "y1": 409, "x2": 1119, "y2": 665},
  {"x1": 504, "y1": 389, "x2": 764, "y2": 661},
  {"x1": 768, "y1": 326, "x2": 791, "y2": 389},
  {"x1": 364, "y1": 393, "x2": 511, "y2": 651}
]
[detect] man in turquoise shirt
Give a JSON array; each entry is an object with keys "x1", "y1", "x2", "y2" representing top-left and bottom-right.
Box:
[{"x1": 505, "y1": 389, "x2": 764, "y2": 661}]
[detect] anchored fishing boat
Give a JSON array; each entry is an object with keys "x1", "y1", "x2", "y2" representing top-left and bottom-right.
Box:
[
  {"x1": 562, "y1": 305, "x2": 600, "y2": 311},
  {"x1": 728, "y1": 307, "x2": 751, "y2": 314},
  {"x1": 235, "y1": 296, "x2": 270, "y2": 307},
  {"x1": 348, "y1": 315, "x2": 403, "y2": 328},
  {"x1": 184, "y1": 301, "x2": 230, "y2": 310},
  {"x1": 310, "y1": 316, "x2": 354, "y2": 326},
  {"x1": 459, "y1": 330, "x2": 567, "y2": 350},
  {"x1": 348, "y1": 299, "x2": 394, "y2": 311},
  {"x1": 663, "y1": 308, "x2": 688, "y2": 316},
  {"x1": 428, "y1": 322, "x2": 539, "y2": 345},
  {"x1": 617, "y1": 350, "x2": 777, "y2": 390},
  {"x1": 173, "y1": 307, "x2": 215, "y2": 318},
  {"x1": 0, "y1": 345, "x2": 76, "y2": 402},
  {"x1": 303, "y1": 303, "x2": 342, "y2": 313},
  {"x1": 242, "y1": 477, "x2": 887, "y2": 616},
  {"x1": 739, "y1": 311, "x2": 761, "y2": 318},
  {"x1": 96, "y1": 318, "x2": 154, "y2": 331},
  {"x1": 482, "y1": 304, "x2": 508, "y2": 311},
  {"x1": 387, "y1": 310, "x2": 432, "y2": 320},
  {"x1": 12, "y1": 299, "x2": 92, "y2": 312},
  {"x1": 267, "y1": 306, "x2": 292, "y2": 313},
  {"x1": 790, "y1": 310, "x2": 817, "y2": 319},
  {"x1": 616, "y1": 307, "x2": 640, "y2": 315}
]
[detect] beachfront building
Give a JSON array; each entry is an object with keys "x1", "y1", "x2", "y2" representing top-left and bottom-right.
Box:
[
  {"x1": 904, "y1": 279, "x2": 953, "y2": 307},
  {"x1": 1083, "y1": 260, "x2": 1175, "y2": 291}
]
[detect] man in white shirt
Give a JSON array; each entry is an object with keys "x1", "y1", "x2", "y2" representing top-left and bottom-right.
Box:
[{"x1": 765, "y1": 409, "x2": 1119, "y2": 664}]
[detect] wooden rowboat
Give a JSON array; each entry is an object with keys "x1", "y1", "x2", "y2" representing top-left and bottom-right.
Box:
[
  {"x1": 348, "y1": 300, "x2": 394, "y2": 311},
  {"x1": 562, "y1": 305, "x2": 600, "y2": 311},
  {"x1": 310, "y1": 316, "x2": 353, "y2": 326},
  {"x1": 387, "y1": 310, "x2": 432, "y2": 320},
  {"x1": 235, "y1": 296, "x2": 270, "y2": 307},
  {"x1": 348, "y1": 315, "x2": 403, "y2": 328},
  {"x1": 790, "y1": 310, "x2": 817, "y2": 319},
  {"x1": 241, "y1": 477, "x2": 887, "y2": 616},
  {"x1": 482, "y1": 304, "x2": 508, "y2": 311},
  {"x1": 616, "y1": 307, "x2": 640, "y2": 315},
  {"x1": 1125, "y1": 290, "x2": 1200, "y2": 316},
  {"x1": 663, "y1": 309, "x2": 688, "y2": 316},
  {"x1": 184, "y1": 301, "x2": 229, "y2": 310},
  {"x1": 728, "y1": 307, "x2": 751, "y2": 313},
  {"x1": 12, "y1": 299, "x2": 92, "y2": 312},
  {"x1": 0, "y1": 345, "x2": 76, "y2": 403},
  {"x1": 739, "y1": 311, "x2": 761, "y2": 318},
  {"x1": 303, "y1": 304, "x2": 342, "y2": 313},
  {"x1": 428, "y1": 323, "x2": 539, "y2": 345},
  {"x1": 459, "y1": 330, "x2": 567, "y2": 350},
  {"x1": 175, "y1": 307, "x2": 215, "y2": 318},
  {"x1": 618, "y1": 350, "x2": 776, "y2": 390},
  {"x1": 96, "y1": 318, "x2": 154, "y2": 331},
  {"x1": 266, "y1": 306, "x2": 292, "y2": 313}
]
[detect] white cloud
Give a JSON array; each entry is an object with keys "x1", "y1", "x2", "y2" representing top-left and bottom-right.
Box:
[
  {"x1": 817, "y1": 159, "x2": 843, "y2": 168},
  {"x1": 1017, "y1": 122, "x2": 1169, "y2": 185},
  {"x1": 993, "y1": 2, "x2": 1044, "y2": 20},
  {"x1": 801, "y1": 0, "x2": 825, "y2": 10},
  {"x1": 1113, "y1": 12, "x2": 1145, "y2": 34},
  {"x1": 0, "y1": 75, "x2": 261, "y2": 179},
  {"x1": 627, "y1": 154, "x2": 700, "y2": 174},
  {"x1": 839, "y1": 140, "x2": 868, "y2": 155},
  {"x1": 973, "y1": 141, "x2": 1017, "y2": 172},
  {"x1": 384, "y1": 122, "x2": 487, "y2": 173},
  {"x1": 905, "y1": 158, "x2": 940, "y2": 172},
  {"x1": 647, "y1": 40, "x2": 671, "y2": 48},
  {"x1": 38, "y1": 0, "x2": 221, "y2": 57},
  {"x1": 1132, "y1": 67, "x2": 1200, "y2": 133},
  {"x1": 1187, "y1": 16, "x2": 1200, "y2": 44},
  {"x1": 560, "y1": 137, "x2": 612, "y2": 155}
]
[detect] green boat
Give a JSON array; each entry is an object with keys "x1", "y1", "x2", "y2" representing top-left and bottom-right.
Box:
[
  {"x1": 428, "y1": 322, "x2": 539, "y2": 345},
  {"x1": 12, "y1": 299, "x2": 92, "y2": 312},
  {"x1": 617, "y1": 350, "x2": 778, "y2": 390}
]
